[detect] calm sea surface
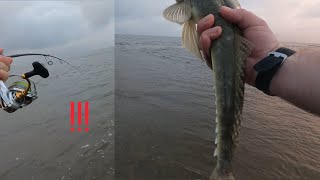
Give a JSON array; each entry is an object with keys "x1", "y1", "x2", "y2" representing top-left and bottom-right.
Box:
[
  {"x1": 0, "y1": 48, "x2": 114, "y2": 180},
  {"x1": 116, "y1": 34, "x2": 320, "y2": 180}
]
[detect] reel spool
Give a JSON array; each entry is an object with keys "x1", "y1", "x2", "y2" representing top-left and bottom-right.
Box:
[{"x1": 0, "y1": 61, "x2": 49, "y2": 113}]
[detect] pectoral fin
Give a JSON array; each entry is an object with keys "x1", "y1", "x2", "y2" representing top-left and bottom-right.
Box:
[
  {"x1": 163, "y1": 2, "x2": 191, "y2": 25},
  {"x1": 182, "y1": 20, "x2": 203, "y2": 61}
]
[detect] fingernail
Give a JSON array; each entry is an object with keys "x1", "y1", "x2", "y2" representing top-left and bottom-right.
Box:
[
  {"x1": 200, "y1": 14, "x2": 213, "y2": 24},
  {"x1": 208, "y1": 27, "x2": 220, "y2": 35},
  {"x1": 220, "y1": 6, "x2": 232, "y2": 12},
  {"x1": 222, "y1": 6, "x2": 231, "y2": 10}
]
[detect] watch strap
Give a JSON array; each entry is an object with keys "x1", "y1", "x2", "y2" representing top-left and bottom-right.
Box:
[{"x1": 254, "y1": 47, "x2": 296, "y2": 95}]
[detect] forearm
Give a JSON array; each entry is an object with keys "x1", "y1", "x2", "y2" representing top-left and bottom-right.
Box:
[{"x1": 270, "y1": 49, "x2": 320, "y2": 115}]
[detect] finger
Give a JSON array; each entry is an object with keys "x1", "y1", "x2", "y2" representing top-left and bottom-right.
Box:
[
  {"x1": 200, "y1": 26, "x2": 222, "y2": 54},
  {"x1": 0, "y1": 56, "x2": 13, "y2": 67},
  {"x1": 0, "y1": 48, "x2": 3, "y2": 55},
  {"x1": 199, "y1": 27, "x2": 222, "y2": 69},
  {"x1": 220, "y1": 6, "x2": 266, "y2": 30},
  {"x1": 0, "y1": 69, "x2": 9, "y2": 82},
  {"x1": 0, "y1": 62, "x2": 9, "y2": 72},
  {"x1": 197, "y1": 14, "x2": 215, "y2": 37},
  {"x1": 200, "y1": 34, "x2": 212, "y2": 69},
  {"x1": 200, "y1": 33, "x2": 211, "y2": 56}
]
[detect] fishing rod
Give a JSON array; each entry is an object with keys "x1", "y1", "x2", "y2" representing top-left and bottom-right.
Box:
[
  {"x1": 0, "y1": 53, "x2": 81, "y2": 113},
  {"x1": 7, "y1": 53, "x2": 82, "y2": 73}
]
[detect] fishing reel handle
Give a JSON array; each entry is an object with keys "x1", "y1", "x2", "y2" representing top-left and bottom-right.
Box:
[
  {"x1": 18, "y1": 62, "x2": 48, "y2": 98},
  {"x1": 23, "y1": 61, "x2": 49, "y2": 79}
]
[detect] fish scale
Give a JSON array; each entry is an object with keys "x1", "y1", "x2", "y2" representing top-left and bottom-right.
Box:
[{"x1": 163, "y1": 1, "x2": 253, "y2": 180}]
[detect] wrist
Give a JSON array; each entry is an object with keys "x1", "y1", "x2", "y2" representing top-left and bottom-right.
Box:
[
  {"x1": 248, "y1": 44, "x2": 283, "y2": 86},
  {"x1": 254, "y1": 47, "x2": 296, "y2": 95},
  {"x1": 269, "y1": 51, "x2": 298, "y2": 96}
]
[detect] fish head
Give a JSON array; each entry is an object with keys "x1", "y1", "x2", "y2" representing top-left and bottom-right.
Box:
[
  {"x1": 189, "y1": 1, "x2": 220, "y2": 23},
  {"x1": 189, "y1": 0, "x2": 242, "y2": 22},
  {"x1": 163, "y1": 0, "x2": 241, "y2": 61}
]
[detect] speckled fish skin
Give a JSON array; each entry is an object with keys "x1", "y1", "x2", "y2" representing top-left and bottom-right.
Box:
[
  {"x1": 163, "y1": 0, "x2": 253, "y2": 179},
  {"x1": 190, "y1": 1, "x2": 251, "y2": 180},
  {"x1": 191, "y1": 0, "x2": 249, "y2": 180}
]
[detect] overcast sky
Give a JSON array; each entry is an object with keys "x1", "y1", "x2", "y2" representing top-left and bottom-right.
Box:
[
  {"x1": 116, "y1": 0, "x2": 320, "y2": 43},
  {"x1": 0, "y1": 0, "x2": 113, "y2": 55},
  {"x1": 2, "y1": 0, "x2": 318, "y2": 53}
]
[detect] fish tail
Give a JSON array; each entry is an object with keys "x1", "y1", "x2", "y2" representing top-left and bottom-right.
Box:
[{"x1": 212, "y1": 114, "x2": 237, "y2": 180}]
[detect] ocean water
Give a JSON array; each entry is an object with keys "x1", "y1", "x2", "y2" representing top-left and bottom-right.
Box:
[
  {"x1": 0, "y1": 48, "x2": 114, "y2": 180},
  {"x1": 116, "y1": 34, "x2": 320, "y2": 180}
]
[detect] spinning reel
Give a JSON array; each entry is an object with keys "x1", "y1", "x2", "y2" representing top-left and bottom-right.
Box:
[
  {"x1": 0, "y1": 53, "x2": 80, "y2": 113},
  {"x1": 0, "y1": 61, "x2": 49, "y2": 113}
]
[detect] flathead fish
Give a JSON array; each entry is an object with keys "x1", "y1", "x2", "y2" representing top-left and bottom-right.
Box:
[{"x1": 163, "y1": 1, "x2": 253, "y2": 179}]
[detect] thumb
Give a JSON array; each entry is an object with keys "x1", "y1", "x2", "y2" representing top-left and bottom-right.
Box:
[{"x1": 219, "y1": 6, "x2": 266, "y2": 30}]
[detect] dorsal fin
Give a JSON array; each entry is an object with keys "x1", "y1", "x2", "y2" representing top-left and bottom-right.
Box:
[
  {"x1": 163, "y1": 2, "x2": 191, "y2": 25},
  {"x1": 182, "y1": 20, "x2": 203, "y2": 61}
]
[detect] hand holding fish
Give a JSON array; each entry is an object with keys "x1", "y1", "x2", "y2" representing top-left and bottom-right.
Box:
[
  {"x1": 164, "y1": 1, "x2": 257, "y2": 179},
  {"x1": 196, "y1": 6, "x2": 320, "y2": 116},
  {"x1": 198, "y1": 6, "x2": 280, "y2": 86},
  {"x1": 164, "y1": 1, "x2": 320, "y2": 179},
  {"x1": 0, "y1": 49, "x2": 13, "y2": 82}
]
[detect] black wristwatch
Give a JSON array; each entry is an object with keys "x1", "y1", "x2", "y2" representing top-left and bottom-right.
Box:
[{"x1": 254, "y1": 47, "x2": 296, "y2": 96}]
